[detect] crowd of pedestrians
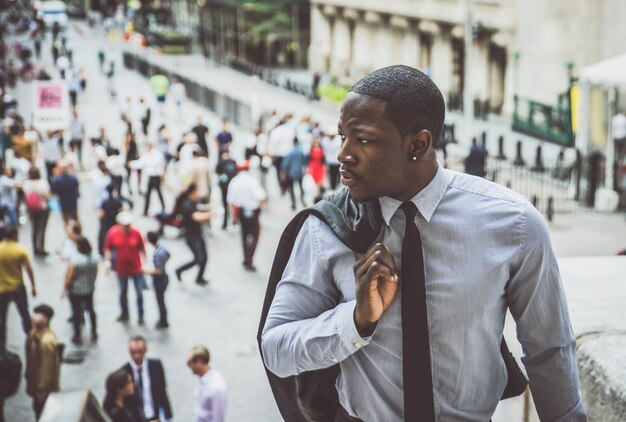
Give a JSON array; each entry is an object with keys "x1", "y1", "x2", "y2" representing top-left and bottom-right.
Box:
[{"x1": 0, "y1": 4, "x2": 360, "y2": 421}]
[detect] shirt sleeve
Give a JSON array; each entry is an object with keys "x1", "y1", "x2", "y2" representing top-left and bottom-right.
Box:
[
  {"x1": 261, "y1": 216, "x2": 371, "y2": 378},
  {"x1": 507, "y1": 206, "x2": 586, "y2": 421}
]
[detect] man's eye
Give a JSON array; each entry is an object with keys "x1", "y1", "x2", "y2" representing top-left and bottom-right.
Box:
[
  {"x1": 358, "y1": 138, "x2": 369, "y2": 145},
  {"x1": 339, "y1": 134, "x2": 346, "y2": 142}
]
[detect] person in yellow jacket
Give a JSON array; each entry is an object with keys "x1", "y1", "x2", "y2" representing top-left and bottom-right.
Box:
[{"x1": 25, "y1": 304, "x2": 60, "y2": 420}]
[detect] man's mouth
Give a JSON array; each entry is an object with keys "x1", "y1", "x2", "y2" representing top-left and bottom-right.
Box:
[{"x1": 340, "y1": 169, "x2": 359, "y2": 186}]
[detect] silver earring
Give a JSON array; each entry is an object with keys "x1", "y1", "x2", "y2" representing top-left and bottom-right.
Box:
[{"x1": 412, "y1": 156, "x2": 417, "y2": 161}]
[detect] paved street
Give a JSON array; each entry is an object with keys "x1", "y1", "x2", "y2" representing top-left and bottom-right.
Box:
[{"x1": 3, "y1": 21, "x2": 626, "y2": 422}]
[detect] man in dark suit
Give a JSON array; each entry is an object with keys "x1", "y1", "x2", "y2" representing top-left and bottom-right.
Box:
[{"x1": 120, "y1": 335, "x2": 172, "y2": 421}]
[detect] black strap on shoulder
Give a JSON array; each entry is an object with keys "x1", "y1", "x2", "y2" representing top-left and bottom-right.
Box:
[{"x1": 257, "y1": 189, "x2": 526, "y2": 421}]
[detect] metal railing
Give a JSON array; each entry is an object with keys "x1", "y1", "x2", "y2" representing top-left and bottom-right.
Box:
[{"x1": 512, "y1": 95, "x2": 574, "y2": 148}]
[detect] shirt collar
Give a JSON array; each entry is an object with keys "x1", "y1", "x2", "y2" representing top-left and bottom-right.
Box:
[
  {"x1": 129, "y1": 359, "x2": 146, "y2": 371},
  {"x1": 379, "y1": 165, "x2": 450, "y2": 225}
]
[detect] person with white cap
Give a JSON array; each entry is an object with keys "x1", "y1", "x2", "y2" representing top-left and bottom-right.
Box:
[
  {"x1": 227, "y1": 160, "x2": 266, "y2": 271},
  {"x1": 103, "y1": 211, "x2": 148, "y2": 324}
]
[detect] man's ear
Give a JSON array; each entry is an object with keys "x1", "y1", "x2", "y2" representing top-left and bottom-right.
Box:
[{"x1": 408, "y1": 130, "x2": 432, "y2": 157}]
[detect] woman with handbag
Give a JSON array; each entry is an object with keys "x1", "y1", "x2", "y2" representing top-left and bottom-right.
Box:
[{"x1": 22, "y1": 167, "x2": 50, "y2": 256}]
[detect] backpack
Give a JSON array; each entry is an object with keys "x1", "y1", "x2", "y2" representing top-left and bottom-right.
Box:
[
  {"x1": 0, "y1": 349, "x2": 22, "y2": 398},
  {"x1": 25, "y1": 191, "x2": 44, "y2": 212}
]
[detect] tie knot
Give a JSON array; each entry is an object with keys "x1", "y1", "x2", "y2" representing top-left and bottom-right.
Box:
[{"x1": 400, "y1": 201, "x2": 417, "y2": 221}]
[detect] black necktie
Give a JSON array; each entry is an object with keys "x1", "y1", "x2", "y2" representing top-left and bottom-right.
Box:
[
  {"x1": 400, "y1": 202, "x2": 435, "y2": 420},
  {"x1": 136, "y1": 365, "x2": 145, "y2": 418}
]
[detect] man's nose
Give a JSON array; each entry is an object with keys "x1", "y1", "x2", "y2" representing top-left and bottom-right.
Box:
[{"x1": 338, "y1": 140, "x2": 355, "y2": 165}]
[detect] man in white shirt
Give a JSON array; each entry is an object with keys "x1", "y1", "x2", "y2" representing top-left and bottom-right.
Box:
[
  {"x1": 130, "y1": 143, "x2": 166, "y2": 216},
  {"x1": 227, "y1": 160, "x2": 267, "y2": 271},
  {"x1": 187, "y1": 346, "x2": 227, "y2": 422},
  {"x1": 321, "y1": 131, "x2": 342, "y2": 190},
  {"x1": 267, "y1": 119, "x2": 296, "y2": 193}
]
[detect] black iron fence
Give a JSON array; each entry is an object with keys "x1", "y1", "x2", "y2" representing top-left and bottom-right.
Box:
[
  {"x1": 122, "y1": 51, "x2": 253, "y2": 129},
  {"x1": 445, "y1": 151, "x2": 612, "y2": 218}
]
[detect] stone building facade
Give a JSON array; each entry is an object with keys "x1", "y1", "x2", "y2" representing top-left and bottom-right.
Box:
[{"x1": 308, "y1": 0, "x2": 626, "y2": 116}]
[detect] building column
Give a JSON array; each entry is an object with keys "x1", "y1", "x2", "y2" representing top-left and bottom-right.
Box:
[
  {"x1": 372, "y1": 13, "x2": 393, "y2": 70},
  {"x1": 352, "y1": 11, "x2": 381, "y2": 76},
  {"x1": 428, "y1": 22, "x2": 452, "y2": 100},
  {"x1": 467, "y1": 36, "x2": 491, "y2": 104},
  {"x1": 309, "y1": 4, "x2": 332, "y2": 73},
  {"x1": 330, "y1": 12, "x2": 351, "y2": 77},
  {"x1": 390, "y1": 16, "x2": 420, "y2": 68}
]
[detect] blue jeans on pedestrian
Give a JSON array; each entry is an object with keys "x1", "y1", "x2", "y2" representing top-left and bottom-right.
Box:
[
  {"x1": 0, "y1": 204, "x2": 18, "y2": 226},
  {"x1": 117, "y1": 273, "x2": 145, "y2": 319},
  {"x1": 0, "y1": 285, "x2": 32, "y2": 349},
  {"x1": 153, "y1": 274, "x2": 168, "y2": 324}
]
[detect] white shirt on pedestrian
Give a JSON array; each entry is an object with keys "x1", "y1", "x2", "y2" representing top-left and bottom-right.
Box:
[
  {"x1": 321, "y1": 134, "x2": 341, "y2": 166},
  {"x1": 130, "y1": 149, "x2": 165, "y2": 177},
  {"x1": 193, "y1": 368, "x2": 227, "y2": 422},
  {"x1": 106, "y1": 154, "x2": 126, "y2": 177},
  {"x1": 268, "y1": 124, "x2": 296, "y2": 157},
  {"x1": 612, "y1": 113, "x2": 626, "y2": 140},
  {"x1": 68, "y1": 117, "x2": 84, "y2": 140},
  {"x1": 129, "y1": 359, "x2": 155, "y2": 420},
  {"x1": 227, "y1": 171, "x2": 266, "y2": 211}
]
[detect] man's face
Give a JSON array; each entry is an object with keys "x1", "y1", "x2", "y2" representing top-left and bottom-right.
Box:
[
  {"x1": 337, "y1": 92, "x2": 413, "y2": 202},
  {"x1": 31, "y1": 313, "x2": 48, "y2": 330},
  {"x1": 186, "y1": 353, "x2": 201, "y2": 375},
  {"x1": 129, "y1": 341, "x2": 147, "y2": 365}
]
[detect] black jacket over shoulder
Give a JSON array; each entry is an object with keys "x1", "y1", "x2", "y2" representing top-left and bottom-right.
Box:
[
  {"x1": 257, "y1": 188, "x2": 527, "y2": 422},
  {"x1": 121, "y1": 358, "x2": 173, "y2": 420}
]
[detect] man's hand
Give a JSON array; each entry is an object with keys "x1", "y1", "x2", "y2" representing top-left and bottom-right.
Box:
[{"x1": 353, "y1": 243, "x2": 398, "y2": 337}]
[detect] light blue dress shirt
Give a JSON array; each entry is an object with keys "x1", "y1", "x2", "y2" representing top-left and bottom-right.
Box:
[{"x1": 262, "y1": 167, "x2": 586, "y2": 421}]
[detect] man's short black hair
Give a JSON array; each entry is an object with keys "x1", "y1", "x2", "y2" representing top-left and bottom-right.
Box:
[
  {"x1": 147, "y1": 231, "x2": 159, "y2": 244},
  {"x1": 33, "y1": 304, "x2": 54, "y2": 321},
  {"x1": 349, "y1": 65, "x2": 445, "y2": 147}
]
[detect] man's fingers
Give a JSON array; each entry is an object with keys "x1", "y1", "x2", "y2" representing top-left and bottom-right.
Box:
[{"x1": 364, "y1": 261, "x2": 396, "y2": 286}]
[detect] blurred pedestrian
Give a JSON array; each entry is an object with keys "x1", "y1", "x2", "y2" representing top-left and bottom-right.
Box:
[
  {"x1": 41, "y1": 130, "x2": 63, "y2": 184},
  {"x1": 146, "y1": 231, "x2": 170, "y2": 329},
  {"x1": 464, "y1": 137, "x2": 486, "y2": 177},
  {"x1": 191, "y1": 116, "x2": 209, "y2": 157},
  {"x1": 138, "y1": 97, "x2": 151, "y2": 138},
  {"x1": 321, "y1": 129, "x2": 341, "y2": 191},
  {"x1": 103, "y1": 211, "x2": 147, "y2": 324},
  {"x1": 187, "y1": 346, "x2": 227, "y2": 422},
  {"x1": 280, "y1": 137, "x2": 307, "y2": 210},
  {"x1": 98, "y1": 184, "x2": 123, "y2": 256},
  {"x1": 130, "y1": 143, "x2": 165, "y2": 216},
  {"x1": 227, "y1": 160, "x2": 266, "y2": 271},
  {"x1": 267, "y1": 118, "x2": 295, "y2": 193},
  {"x1": 307, "y1": 135, "x2": 325, "y2": 201},
  {"x1": 0, "y1": 347, "x2": 22, "y2": 422},
  {"x1": 61, "y1": 236, "x2": 98, "y2": 345},
  {"x1": 25, "y1": 304, "x2": 59, "y2": 420},
  {"x1": 174, "y1": 184, "x2": 211, "y2": 285},
  {"x1": 0, "y1": 166, "x2": 18, "y2": 227},
  {"x1": 22, "y1": 167, "x2": 50, "y2": 256},
  {"x1": 187, "y1": 147, "x2": 211, "y2": 206},
  {"x1": 68, "y1": 108, "x2": 85, "y2": 165},
  {"x1": 106, "y1": 148, "x2": 133, "y2": 209},
  {"x1": 149, "y1": 74, "x2": 169, "y2": 115},
  {"x1": 123, "y1": 132, "x2": 140, "y2": 195},
  {"x1": 103, "y1": 370, "x2": 139, "y2": 422},
  {"x1": 0, "y1": 226, "x2": 36, "y2": 350},
  {"x1": 51, "y1": 160, "x2": 80, "y2": 224},
  {"x1": 215, "y1": 151, "x2": 237, "y2": 230},
  {"x1": 120, "y1": 336, "x2": 173, "y2": 422},
  {"x1": 169, "y1": 77, "x2": 186, "y2": 118},
  {"x1": 215, "y1": 118, "x2": 232, "y2": 153}
]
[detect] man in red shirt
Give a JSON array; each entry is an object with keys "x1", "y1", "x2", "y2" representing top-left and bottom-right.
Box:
[{"x1": 103, "y1": 211, "x2": 147, "y2": 324}]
